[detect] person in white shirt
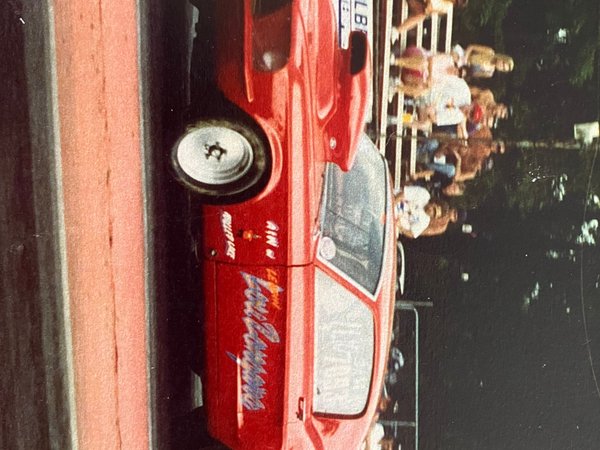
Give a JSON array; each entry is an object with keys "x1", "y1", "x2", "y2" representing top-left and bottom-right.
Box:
[
  {"x1": 395, "y1": 185, "x2": 461, "y2": 238},
  {"x1": 389, "y1": 70, "x2": 472, "y2": 137},
  {"x1": 394, "y1": 185, "x2": 431, "y2": 238},
  {"x1": 417, "y1": 75, "x2": 471, "y2": 137}
]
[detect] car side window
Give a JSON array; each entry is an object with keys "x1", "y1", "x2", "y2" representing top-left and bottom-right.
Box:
[{"x1": 313, "y1": 270, "x2": 374, "y2": 416}]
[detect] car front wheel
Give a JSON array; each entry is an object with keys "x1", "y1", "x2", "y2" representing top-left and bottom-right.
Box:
[{"x1": 171, "y1": 118, "x2": 269, "y2": 203}]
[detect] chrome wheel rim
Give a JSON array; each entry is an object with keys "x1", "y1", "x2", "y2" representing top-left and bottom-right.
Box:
[{"x1": 176, "y1": 125, "x2": 254, "y2": 185}]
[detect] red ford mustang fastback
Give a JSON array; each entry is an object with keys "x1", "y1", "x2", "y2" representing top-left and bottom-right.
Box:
[{"x1": 171, "y1": 1, "x2": 396, "y2": 448}]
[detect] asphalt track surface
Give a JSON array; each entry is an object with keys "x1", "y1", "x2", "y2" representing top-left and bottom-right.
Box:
[
  {"x1": 1, "y1": 0, "x2": 217, "y2": 448},
  {"x1": 1, "y1": 1, "x2": 75, "y2": 448}
]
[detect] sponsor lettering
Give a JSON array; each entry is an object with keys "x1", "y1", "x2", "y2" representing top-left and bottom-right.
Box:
[
  {"x1": 228, "y1": 272, "x2": 284, "y2": 411},
  {"x1": 336, "y1": 0, "x2": 371, "y2": 48},
  {"x1": 221, "y1": 212, "x2": 236, "y2": 259},
  {"x1": 354, "y1": 12, "x2": 368, "y2": 27},
  {"x1": 352, "y1": 0, "x2": 370, "y2": 31},
  {"x1": 265, "y1": 268, "x2": 282, "y2": 310},
  {"x1": 265, "y1": 221, "x2": 279, "y2": 259},
  {"x1": 339, "y1": 0, "x2": 351, "y2": 48}
]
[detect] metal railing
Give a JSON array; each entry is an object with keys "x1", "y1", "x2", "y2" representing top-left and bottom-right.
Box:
[
  {"x1": 377, "y1": 0, "x2": 455, "y2": 190},
  {"x1": 380, "y1": 299, "x2": 433, "y2": 450},
  {"x1": 371, "y1": 4, "x2": 456, "y2": 448}
]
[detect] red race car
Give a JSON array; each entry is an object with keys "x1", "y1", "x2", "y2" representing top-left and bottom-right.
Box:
[{"x1": 171, "y1": 1, "x2": 396, "y2": 449}]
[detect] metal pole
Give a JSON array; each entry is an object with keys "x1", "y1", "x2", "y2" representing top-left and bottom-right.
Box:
[
  {"x1": 415, "y1": 306, "x2": 419, "y2": 449},
  {"x1": 396, "y1": 300, "x2": 434, "y2": 308},
  {"x1": 378, "y1": 0, "x2": 395, "y2": 155},
  {"x1": 379, "y1": 420, "x2": 417, "y2": 427},
  {"x1": 444, "y1": 6, "x2": 453, "y2": 53},
  {"x1": 429, "y1": 14, "x2": 438, "y2": 52},
  {"x1": 397, "y1": 303, "x2": 419, "y2": 449}
]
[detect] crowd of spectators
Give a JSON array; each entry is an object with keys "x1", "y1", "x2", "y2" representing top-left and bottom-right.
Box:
[
  {"x1": 364, "y1": 5, "x2": 516, "y2": 450},
  {"x1": 391, "y1": 0, "x2": 514, "y2": 240}
]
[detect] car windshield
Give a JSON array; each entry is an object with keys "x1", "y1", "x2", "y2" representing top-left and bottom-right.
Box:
[{"x1": 319, "y1": 135, "x2": 388, "y2": 295}]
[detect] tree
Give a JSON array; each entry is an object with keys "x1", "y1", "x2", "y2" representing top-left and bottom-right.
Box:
[{"x1": 455, "y1": 0, "x2": 599, "y2": 140}]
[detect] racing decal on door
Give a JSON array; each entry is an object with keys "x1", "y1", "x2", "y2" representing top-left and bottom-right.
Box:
[
  {"x1": 221, "y1": 211, "x2": 236, "y2": 259},
  {"x1": 265, "y1": 268, "x2": 282, "y2": 310},
  {"x1": 226, "y1": 271, "x2": 284, "y2": 411},
  {"x1": 265, "y1": 220, "x2": 279, "y2": 260}
]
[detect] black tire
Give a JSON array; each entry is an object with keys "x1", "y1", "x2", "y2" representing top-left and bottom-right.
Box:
[{"x1": 171, "y1": 117, "x2": 270, "y2": 204}]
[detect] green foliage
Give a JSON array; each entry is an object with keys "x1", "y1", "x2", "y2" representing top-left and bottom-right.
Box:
[
  {"x1": 455, "y1": 142, "x2": 599, "y2": 236},
  {"x1": 454, "y1": 0, "x2": 599, "y2": 140},
  {"x1": 461, "y1": 0, "x2": 513, "y2": 36},
  {"x1": 570, "y1": 39, "x2": 597, "y2": 86},
  {"x1": 440, "y1": 143, "x2": 600, "y2": 317}
]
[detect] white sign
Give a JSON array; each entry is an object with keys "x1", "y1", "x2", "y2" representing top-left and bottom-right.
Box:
[
  {"x1": 574, "y1": 122, "x2": 599, "y2": 145},
  {"x1": 333, "y1": 0, "x2": 373, "y2": 49},
  {"x1": 332, "y1": 0, "x2": 374, "y2": 123}
]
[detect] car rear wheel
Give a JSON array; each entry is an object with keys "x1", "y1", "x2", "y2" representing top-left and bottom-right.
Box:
[{"x1": 171, "y1": 118, "x2": 269, "y2": 203}]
